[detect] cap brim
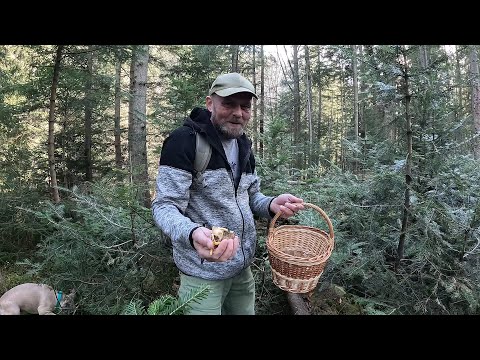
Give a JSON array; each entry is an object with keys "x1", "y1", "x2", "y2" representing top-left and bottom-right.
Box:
[{"x1": 214, "y1": 87, "x2": 258, "y2": 99}]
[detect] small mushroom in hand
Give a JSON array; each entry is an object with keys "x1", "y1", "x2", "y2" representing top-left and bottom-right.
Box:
[{"x1": 210, "y1": 226, "x2": 235, "y2": 255}]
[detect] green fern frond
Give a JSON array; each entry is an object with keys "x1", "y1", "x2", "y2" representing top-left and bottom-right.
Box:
[
  {"x1": 164, "y1": 284, "x2": 211, "y2": 315},
  {"x1": 120, "y1": 299, "x2": 146, "y2": 315},
  {"x1": 146, "y1": 295, "x2": 176, "y2": 315},
  {"x1": 121, "y1": 285, "x2": 211, "y2": 315}
]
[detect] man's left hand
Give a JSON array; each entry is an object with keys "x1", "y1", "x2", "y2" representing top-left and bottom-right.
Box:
[{"x1": 270, "y1": 194, "x2": 305, "y2": 219}]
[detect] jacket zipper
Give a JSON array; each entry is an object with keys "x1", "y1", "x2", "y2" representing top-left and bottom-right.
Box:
[{"x1": 233, "y1": 172, "x2": 246, "y2": 269}]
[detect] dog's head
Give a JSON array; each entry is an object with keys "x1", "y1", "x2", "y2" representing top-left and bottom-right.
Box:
[{"x1": 58, "y1": 288, "x2": 76, "y2": 313}]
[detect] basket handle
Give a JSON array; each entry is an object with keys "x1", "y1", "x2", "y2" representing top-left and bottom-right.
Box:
[{"x1": 269, "y1": 202, "x2": 334, "y2": 241}]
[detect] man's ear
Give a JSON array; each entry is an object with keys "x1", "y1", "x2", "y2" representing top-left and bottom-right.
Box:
[{"x1": 206, "y1": 96, "x2": 213, "y2": 112}]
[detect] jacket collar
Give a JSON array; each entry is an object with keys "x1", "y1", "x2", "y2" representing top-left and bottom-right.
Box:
[{"x1": 184, "y1": 108, "x2": 252, "y2": 170}]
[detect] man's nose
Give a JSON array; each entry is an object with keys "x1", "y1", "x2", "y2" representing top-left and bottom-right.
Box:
[{"x1": 232, "y1": 104, "x2": 242, "y2": 117}]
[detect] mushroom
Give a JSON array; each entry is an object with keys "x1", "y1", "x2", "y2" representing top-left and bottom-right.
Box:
[{"x1": 210, "y1": 226, "x2": 235, "y2": 255}]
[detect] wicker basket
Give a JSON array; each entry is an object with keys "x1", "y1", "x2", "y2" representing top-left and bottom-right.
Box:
[{"x1": 267, "y1": 203, "x2": 335, "y2": 294}]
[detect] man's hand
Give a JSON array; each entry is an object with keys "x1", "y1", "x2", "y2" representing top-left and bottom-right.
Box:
[
  {"x1": 191, "y1": 227, "x2": 240, "y2": 262},
  {"x1": 270, "y1": 194, "x2": 305, "y2": 219}
]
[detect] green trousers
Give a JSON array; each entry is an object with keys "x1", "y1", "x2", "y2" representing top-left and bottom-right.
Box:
[{"x1": 178, "y1": 266, "x2": 255, "y2": 315}]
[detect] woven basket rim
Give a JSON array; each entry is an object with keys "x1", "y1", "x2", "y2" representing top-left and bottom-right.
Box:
[{"x1": 267, "y1": 203, "x2": 335, "y2": 267}]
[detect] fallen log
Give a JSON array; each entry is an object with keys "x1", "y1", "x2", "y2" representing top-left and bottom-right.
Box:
[{"x1": 286, "y1": 293, "x2": 310, "y2": 315}]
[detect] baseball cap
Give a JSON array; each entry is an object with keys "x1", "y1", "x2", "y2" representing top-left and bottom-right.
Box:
[{"x1": 208, "y1": 72, "x2": 258, "y2": 99}]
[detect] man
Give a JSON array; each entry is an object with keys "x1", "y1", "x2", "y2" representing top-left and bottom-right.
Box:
[{"x1": 152, "y1": 72, "x2": 304, "y2": 314}]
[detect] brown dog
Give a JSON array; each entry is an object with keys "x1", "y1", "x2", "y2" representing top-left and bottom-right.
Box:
[{"x1": 0, "y1": 283, "x2": 76, "y2": 315}]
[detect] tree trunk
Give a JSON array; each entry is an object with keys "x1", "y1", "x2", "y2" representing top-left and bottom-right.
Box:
[
  {"x1": 417, "y1": 45, "x2": 430, "y2": 171},
  {"x1": 128, "y1": 48, "x2": 135, "y2": 158},
  {"x1": 260, "y1": 45, "x2": 265, "y2": 159},
  {"x1": 396, "y1": 46, "x2": 413, "y2": 270},
  {"x1": 305, "y1": 45, "x2": 313, "y2": 168},
  {"x1": 61, "y1": 113, "x2": 68, "y2": 187},
  {"x1": 358, "y1": 45, "x2": 366, "y2": 140},
  {"x1": 358, "y1": 45, "x2": 367, "y2": 179},
  {"x1": 231, "y1": 45, "x2": 239, "y2": 72},
  {"x1": 48, "y1": 45, "x2": 63, "y2": 203},
  {"x1": 327, "y1": 79, "x2": 334, "y2": 169},
  {"x1": 252, "y1": 45, "x2": 257, "y2": 153},
  {"x1": 340, "y1": 69, "x2": 346, "y2": 171},
  {"x1": 129, "y1": 45, "x2": 151, "y2": 207},
  {"x1": 352, "y1": 45, "x2": 359, "y2": 173},
  {"x1": 456, "y1": 45, "x2": 463, "y2": 117},
  {"x1": 114, "y1": 50, "x2": 123, "y2": 168},
  {"x1": 84, "y1": 46, "x2": 94, "y2": 182},
  {"x1": 469, "y1": 45, "x2": 480, "y2": 159},
  {"x1": 317, "y1": 46, "x2": 323, "y2": 167},
  {"x1": 292, "y1": 45, "x2": 301, "y2": 171},
  {"x1": 454, "y1": 45, "x2": 464, "y2": 150}
]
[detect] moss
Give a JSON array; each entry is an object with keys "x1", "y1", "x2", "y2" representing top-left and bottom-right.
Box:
[
  {"x1": 310, "y1": 284, "x2": 363, "y2": 315},
  {"x1": 0, "y1": 263, "x2": 39, "y2": 294}
]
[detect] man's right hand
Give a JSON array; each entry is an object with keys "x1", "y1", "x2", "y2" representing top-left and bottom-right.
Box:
[{"x1": 191, "y1": 227, "x2": 239, "y2": 262}]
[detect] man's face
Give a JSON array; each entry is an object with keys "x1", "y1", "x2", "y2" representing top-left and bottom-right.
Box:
[{"x1": 206, "y1": 93, "x2": 253, "y2": 139}]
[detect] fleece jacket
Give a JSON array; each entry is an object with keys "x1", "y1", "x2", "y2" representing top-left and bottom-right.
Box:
[{"x1": 152, "y1": 108, "x2": 274, "y2": 280}]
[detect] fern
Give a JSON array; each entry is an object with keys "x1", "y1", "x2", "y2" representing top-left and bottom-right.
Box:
[
  {"x1": 163, "y1": 284, "x2": 210, "y2": 315},
  {"x1": 120, "y1": 284, "x2": 210, "y2": 315},
  {"x1": 147, "y1": 297, "x2": 172, "y2": 315},
  {"x1": 121, "y1": 299, "x2": 145, "y2": 315}
]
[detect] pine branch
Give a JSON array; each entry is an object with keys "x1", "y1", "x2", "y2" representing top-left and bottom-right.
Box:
[
  {"x1": 164, "y1": 284, "x2": 211, "y2": 315},
  {"x1": 121, "y1": 299, "x2": 145, "y2": 315}
]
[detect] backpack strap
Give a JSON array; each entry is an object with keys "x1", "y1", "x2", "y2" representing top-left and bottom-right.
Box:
[{"x1": 194, "y1": 132, "x2": 212, "y2": 182}]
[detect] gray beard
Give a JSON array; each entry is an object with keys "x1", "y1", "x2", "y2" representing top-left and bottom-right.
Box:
[{"x1": 214, "y1": 123, "x2": 244, "y2": 139}]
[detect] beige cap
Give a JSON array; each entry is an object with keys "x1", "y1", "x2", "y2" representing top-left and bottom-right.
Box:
[{"x1": 208, "y1": 72, "x2": 258, "y2": 99}]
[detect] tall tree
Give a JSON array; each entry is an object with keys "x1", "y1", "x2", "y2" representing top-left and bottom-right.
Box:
[
  {"x1": 316, "y1": 46, "x2": 323, "y2": 166},
  {"x1": 352, "y1": 45, "x2": 359, "y2": 144},
  {"x1": 252, "y1": 45, "x2": 258, "y2": 153},
  {"x1": 455, "y1": 45, "x2": 463, "y2": 121},
  {"x1": 469, "y1": 45, "x2": 480, "y2": 159},
  {"x1": 231, "y1": 45, "x2": 239, "y2": 72},
  {"x1": 260, "y1": 45, "x2": 265, "y2": 158},
  {"x1": 358, "y1": 45, "x2": 368, "y2": 179},
  {"x1": 48, "y1": 45, "x2": 64, "y2": 203},
  {"x1": 84, "y1": 46, "x2": 94, "y2": 182},
  {"x1": 305, "y1": 45, "x2": 313, "y2": 166},
  {"x1": 358, "y1": 45, "x2": 367, "y2": 139},
  {"x1": 292, "y1": 45, "x2": 301, "y2": 170},
  {"x1": 352, "y1": 45, "x2": 359, "y2": 173},
  {"x1": 453, "y1": 45, "x2": 465, "y2": 151},
  {"x1": 128, "y1": 45, "x2": 151, "y2": 207},
  {"x1": 114, "y1": 49, "x2": 123, "y2": 168},
  {"x1": 396, "y1": 46, "x2": 413, "y2": 270}
]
